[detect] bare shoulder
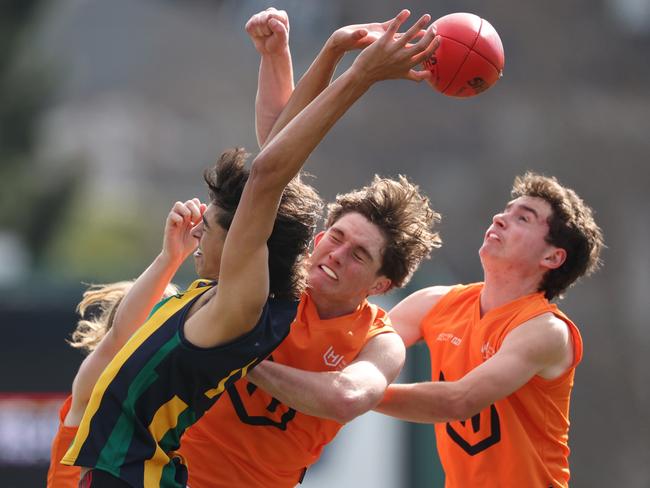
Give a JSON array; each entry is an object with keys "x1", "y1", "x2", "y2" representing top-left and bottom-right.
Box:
[
  {"x1": 392, "y1": 285, "x2": 453, "y2": 316},
  {"x1": 504, "y1": 312, "x2": 574, "y2": 379},
  {"x1": 389, "y1": 285, "x2": 454, "y2": 347},
  {"x1": 361, "y1": 331, "x2": 406, "y2": 358},
  {"x1": 518, "y1": 312, "x2": 572, "y2": 345}
]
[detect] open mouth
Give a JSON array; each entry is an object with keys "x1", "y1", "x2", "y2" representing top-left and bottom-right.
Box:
[
  {"x1": 194, "y1": 248, "x2": 203, "y2": 257},
  {"x1": 319, "y1": 264, "x2": 338, "y2": 280}
]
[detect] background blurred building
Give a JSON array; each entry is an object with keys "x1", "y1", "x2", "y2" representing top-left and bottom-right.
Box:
[{"x1": 1, "y1": 0, "x2": 649, "y2": 486}]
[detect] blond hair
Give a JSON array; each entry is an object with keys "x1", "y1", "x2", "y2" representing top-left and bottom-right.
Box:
[{"x1": 68, "y1": 281, "x2": 179, "y2": 353}]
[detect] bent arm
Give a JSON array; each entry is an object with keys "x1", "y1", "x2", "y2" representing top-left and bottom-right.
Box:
[
  {"x1": 262, "y1": 39, "x2": 346, "y2": 148},
  {"x1": 375, "y1": 313, "x2": 574, "y2": 423},
  {"x1": 248, "y1": 333, "x2": 405, "y2": 423},
  {"x1": 246, "y1": 9, "x2": 294, "y2": 146},
  {"x1": 255, "y1": 49, "x2": 293, "y2": 147},
  {"x1": 66, "y1": 254, "x2": 181, "y2": 425},
  {"x1": 66, "y1": 200, "x2": 203, "y2": 425},
  {"x1": 195, "y1": 10, "x2": 438, "y2": 346}
]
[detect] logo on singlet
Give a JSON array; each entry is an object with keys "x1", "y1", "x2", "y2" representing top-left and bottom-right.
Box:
[
  {"x1": 440, "y1": 371, "x2": 501, "y2": 455},
  {"x1": 323, "y1": 346, "x2": 347, "y2": 369},
  {"x1": 228, "y1": 356, "x2": 297, "y2": 431}
]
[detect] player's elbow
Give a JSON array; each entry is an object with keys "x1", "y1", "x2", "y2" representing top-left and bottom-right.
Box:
[
  {"x1": 328, "y1": 386, "x2": 382, "y2": 424},
  {"x1": 249, "y1": 151, "x2": 286, "y2": 189},
  {"x1": 446, "y1": 389, "x2": 481, "y2": 422}
]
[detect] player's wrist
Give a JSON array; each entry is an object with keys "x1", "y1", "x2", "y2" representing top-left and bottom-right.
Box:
[
  {"x1": 156, "y1": 250, "x2": 185, "y2": 270},
  {"x1": 323, "y1": 36, "x2": 348, "y2": 58},
  {"x1": 260, "y1": 45, "x2": 291, "y2": 59}
]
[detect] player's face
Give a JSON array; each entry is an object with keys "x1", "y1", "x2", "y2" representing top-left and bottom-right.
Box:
[
  {"x1": 192, "y1": 204, "x2": 227, "y2": 280},
  {"x1": 479, "y1": 196, "x2": 565, "y2": 274},
  {"x1": 307, "y1": 212, "x2": 391, "y2": 317}
]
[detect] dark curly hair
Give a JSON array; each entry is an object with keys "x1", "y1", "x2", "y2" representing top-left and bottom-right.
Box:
[
  {"x1": 203, "y1": 148, "x2": 323, "y2": 300},
  {"x1": 511, "y1": 172, "x2": 604, "y2": 300},
  {"x1": 326, "y1": 175, "x2": 441, "y2": 290}
]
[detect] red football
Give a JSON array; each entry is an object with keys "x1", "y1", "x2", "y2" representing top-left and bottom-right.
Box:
[{"x1": 424, "y1": 12, "x2": 505, "y2": 98}]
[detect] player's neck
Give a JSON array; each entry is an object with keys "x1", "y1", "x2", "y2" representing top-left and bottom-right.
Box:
[
  {"x1": 480, "y1": 271, "x2": 541, "y2": 316},
  {"x1": 309, "y1": 291, "x2": 363, "y2": 320}
]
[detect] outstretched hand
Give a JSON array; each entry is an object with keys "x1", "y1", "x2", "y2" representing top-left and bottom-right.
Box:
[
  {"x1": 245, "y1": 7, "x2": 290, "y2": 56},
  {"x1": 351, "y1": 10, "x2": 439, "y2": 83},
  {"x1": 162, "y1": 198, "x2": 206, "y2": 264},
  {"x1": 328, "y1": 16, "x2": 428, "y2": 53}
]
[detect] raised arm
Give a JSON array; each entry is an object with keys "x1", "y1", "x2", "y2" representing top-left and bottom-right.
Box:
[
  {"x1": 66, "y1": 199, "x2": 204, "y2": 424},
  {"x1": 189, "y1": 10, "x2": 439, "y2": 347},
  {"x1": 246, "y1": 8, "x2": 294, "y2": 147},
  {"x1": 263, "y1": 16, "x2": 424, "y2": 148},
  {"x1": 375, "y1": 313, "x2": 575, "y2": 423},
  {"x1": 248, "y1": 332, "x2": 405, "y2": 423}
]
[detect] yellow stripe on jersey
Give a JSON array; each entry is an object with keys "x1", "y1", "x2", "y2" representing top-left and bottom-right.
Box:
[
  {"x1": 144, "y1": 395, "x2": 189, "y2": 486},
  {"x1": 62, "y1": 281, "x2": 211, "y2": 464},
  {"x1": 203, "y1": 357, "x2": 258, "y2": 399}
]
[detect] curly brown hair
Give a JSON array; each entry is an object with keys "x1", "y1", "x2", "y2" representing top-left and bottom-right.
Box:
[
  {"x1": 325, "y1": 175, "x2": 441, "y2": 290},
  {"x1": 511, "y1": 172, "x2": 604, "y2": 300},
  {"x1": 68, "y1": 281, "x2": 179, "y2": 353},
  {"x1": 204, "y1": 148, "x2": 323, "y2": 300}
]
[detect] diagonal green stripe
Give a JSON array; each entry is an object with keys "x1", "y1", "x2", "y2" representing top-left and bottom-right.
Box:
[{"x1": 96, "y1": 332, "x2": 181, "y2": 472}]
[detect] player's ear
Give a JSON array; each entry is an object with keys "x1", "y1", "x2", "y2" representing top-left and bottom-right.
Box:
[
  {"x1": 542, "y1": 247, "x2": 566, "y2": 270},
  {"x1": 313, "y1": 231, "x2": 325, "y2": 249},
  {"x1": 367, "y1": 276, "x2": 392, "y2": 297}
]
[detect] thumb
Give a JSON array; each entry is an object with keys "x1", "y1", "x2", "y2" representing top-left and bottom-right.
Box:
[
  {"x1": 269, "y1": 18, "x2": 289, "y2": 41},
  {"x1": 353, "y1": 28, "x2": 368, "y2": 40},
  {"x1": 407, "y1": 69, "x2": 432, "y2": 83}
]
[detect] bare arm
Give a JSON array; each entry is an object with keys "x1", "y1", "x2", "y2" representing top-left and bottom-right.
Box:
[
  {"x1": 263, "y1": 17, "x2": 417, "y2": 148},
  {"x1": 66, "y1": 200, "x2": 204, "y2": 425},
  {"x1": 388, "y1": 286, "x2": 451, "y2": 347},
  {"x1": 188, "y1": 10, "x2": 439, "y2": 347},
  {"x1": 375, "y1": 313, "x2": 575, "y2": 423},
  {"x1": 248, "y1": 332, "x2": 405, "y2": 424},
  {"x1": 246, "y1": 8, "x2": 294, "y2": 147}
]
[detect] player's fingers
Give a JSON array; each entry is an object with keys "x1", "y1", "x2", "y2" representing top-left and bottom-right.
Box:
[
  {"x1": 245, "y1": 13, "x2": 263, "y2": 34},
  {"x1": 268, "y1": 18, "x2": 288, "y2": 39},
  {"x1": 385, "y1": 9, "x2": 411, "y2": 39},
  {"x1": 257, "y1": 21, "x2": 272, "y2": 37},
  {"x1": 185, "y1": 199, "x2": 202, "y2": 224},
  {"x1": 352, "y1": 28, "x2": 369, "y2": 41},
  {"x1": 173, "y1": 201, "x2": 191, "y2": 220},
  {"x1": 169, "y1": 213, "x2": 183, "y2": 224},
  {"x1": 405, "y1": 28, "x2": 428, "y2": 43},
  {"x1": 270, "y1": 9, "x2": 289, "y2": 29},
  {"x1": 406, "y1": 68, "x2": 432, "y2": 83},
  {"x1": 411, "y1": 31, "x2": 440, "y2": 63},
  {"x1": 398, "y1": 14, "x2": 431, "y2": 47}
]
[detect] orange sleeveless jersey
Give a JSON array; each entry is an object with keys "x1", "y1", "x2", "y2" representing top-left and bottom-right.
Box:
[
  {"x1": 47, "y1": 395, "x2": 80, "y2": 488},
  {"x1": 178, "y1": 292, "x2": 394, "y2": 487},
  {"x1": 421, "y1": 283, "x2": 583, "y2": 488}
]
